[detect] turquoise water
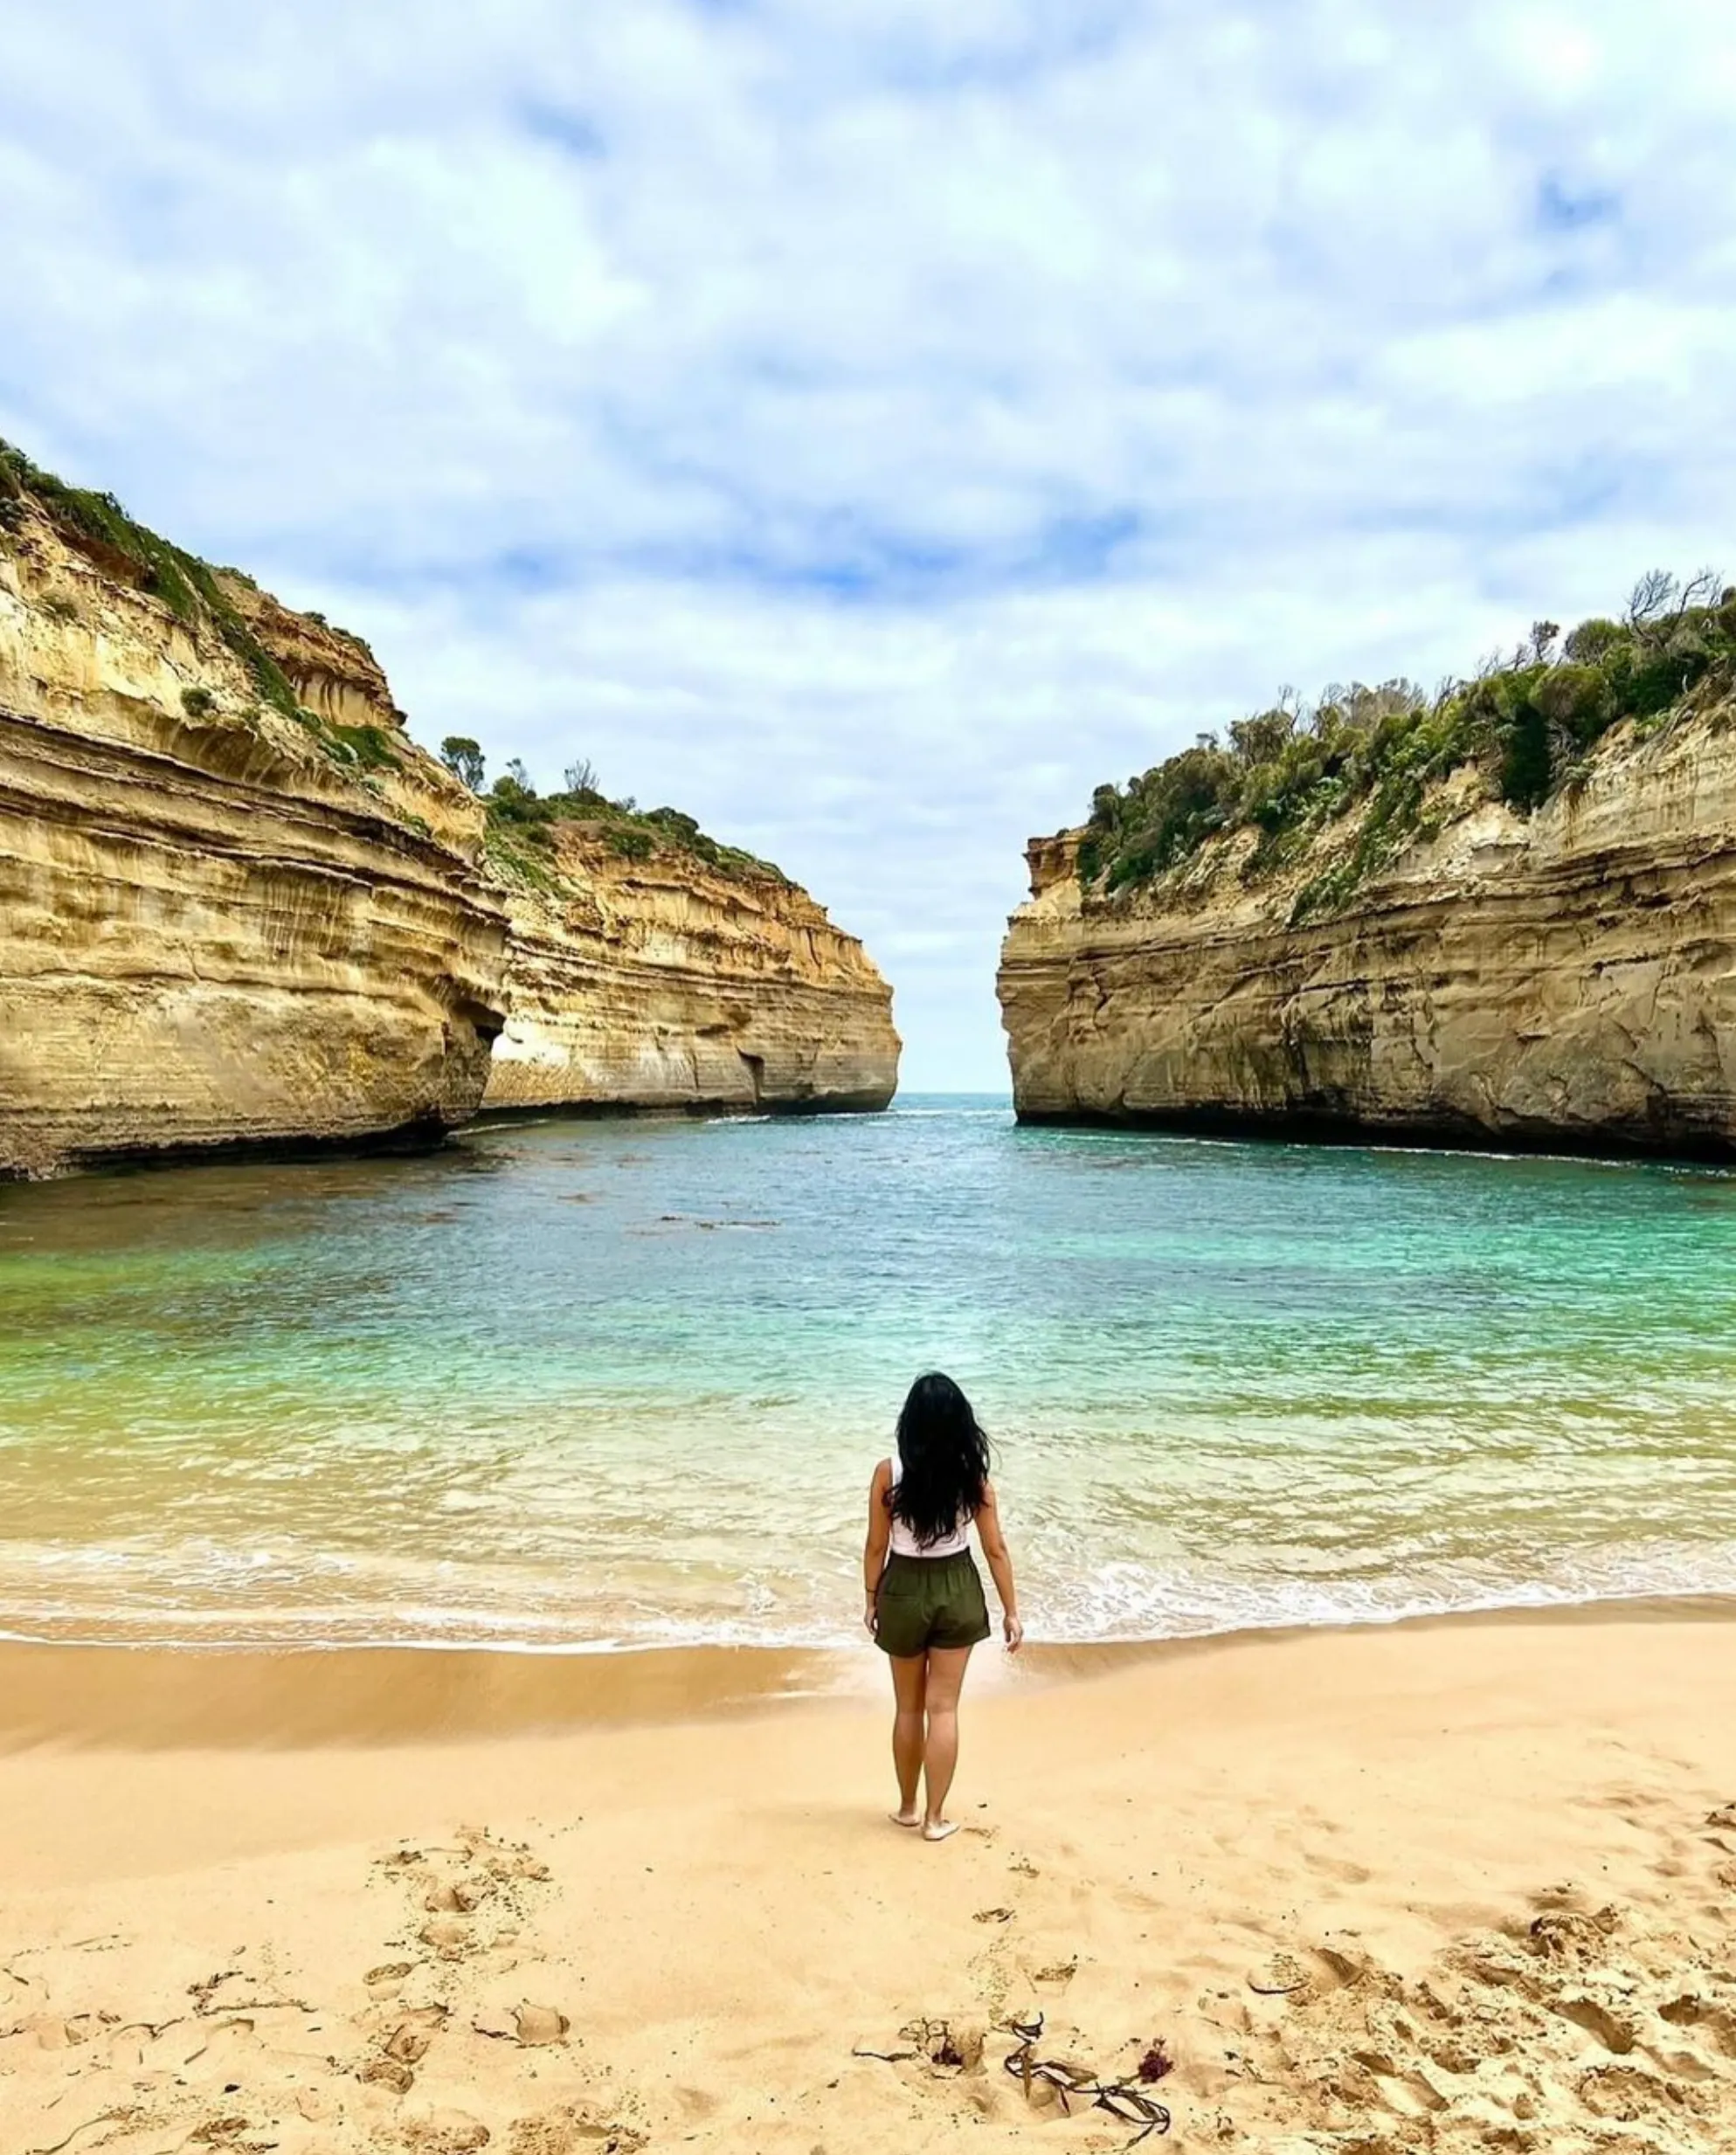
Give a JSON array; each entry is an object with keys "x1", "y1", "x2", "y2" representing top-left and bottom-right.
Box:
[{"x1": 1, "y1": 1096, "x2": 1733, "y2": 1649}]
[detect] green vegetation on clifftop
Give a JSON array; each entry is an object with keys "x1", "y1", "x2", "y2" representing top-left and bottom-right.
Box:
[
  {"x1": 1078, "y1": 571, "x2": 1736, "y2": 924},
  {"x1": 0, "y1": 439, "x2": 783, "y2": 895},
  {"x1": 0, "y1": 436, "x2": 393, "y2": 787},
  {"x1": 439, "y1": 738, "x2": 788, "y2": 890},
  {"x1": 0, "y1": 436, "x2": 308, "y2": 722}
]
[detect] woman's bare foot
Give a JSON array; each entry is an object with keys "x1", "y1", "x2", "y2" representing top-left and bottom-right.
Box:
[
  {"x1": 889, "y1": 1807, "x2": 921, "y2": 1828},
  {"x1": 922, "y1": 1817, "x2": 959, "y2": 1842}
]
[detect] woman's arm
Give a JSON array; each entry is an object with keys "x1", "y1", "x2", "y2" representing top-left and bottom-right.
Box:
[
  {"x1": 975, "y1": 1478, "x2": 1024, "y2": 1651},
  {"x1": 862, "y1": 1460, "x2": 893, "y2": 1636}
]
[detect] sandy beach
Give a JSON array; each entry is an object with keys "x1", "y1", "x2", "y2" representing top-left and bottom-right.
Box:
[{"x1": 2, "y1": 1611, "x2": 1734, "y2": 2153}]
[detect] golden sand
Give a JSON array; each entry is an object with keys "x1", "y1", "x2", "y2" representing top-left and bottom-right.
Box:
[{"x1": 3, "y1": 1610, "x2": 1735, "y2": 2152}]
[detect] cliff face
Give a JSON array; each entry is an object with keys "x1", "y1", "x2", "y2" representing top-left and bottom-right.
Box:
[
  {"x1": 486, "y1": 832, "x2": 899, "y2": 1115},
  {"x1": 0, "y1": 447, "x2": 898, "y2": 1175},
  {"x1": 999, "y1": 708, "x2": 1736, "y2": 1158},
  {"x1": 0, "y1": 480, "x2": 508, "y2": 1178}
]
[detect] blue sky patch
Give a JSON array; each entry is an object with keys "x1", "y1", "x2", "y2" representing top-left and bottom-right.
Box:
[{"x1": 1536, "y1": 172, "x2": 1621, "y2": 232}]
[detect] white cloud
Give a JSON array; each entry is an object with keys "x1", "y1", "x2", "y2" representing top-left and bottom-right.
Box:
[{"x1": 3, "y1": 0, "x2": 1736, "y2": 1084}]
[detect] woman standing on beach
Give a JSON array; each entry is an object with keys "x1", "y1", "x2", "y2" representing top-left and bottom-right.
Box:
[{"x1": 864, "y1": 1372, "x2": 1022, "y2": 1841}]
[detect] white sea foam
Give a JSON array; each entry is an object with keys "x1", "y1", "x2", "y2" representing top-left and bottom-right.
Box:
[
  {"x1": 3, "y1": 1105, "x2": 1733, "y2": 1659},
  {"x1": 5, "y1": 1542, "x2": 1736, "y2": 1654}
]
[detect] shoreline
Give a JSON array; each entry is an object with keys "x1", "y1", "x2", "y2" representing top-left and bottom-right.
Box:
[
  {"x1": 6, "y1": 1590, "x2": 1736, "y2": 1751},
  {"x1": 3, "y1": 1606, "x2": 1736, "y2": 2149}
]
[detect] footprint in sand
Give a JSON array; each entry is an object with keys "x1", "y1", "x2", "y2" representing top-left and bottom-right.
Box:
[
  {"x1": 360, "y1": 2053, "x2": 418, "y2": 2093},
  {"x1": 506, "y1": 2101, "x2": 648, "y2": 2153},
  {"x1": 356, "y1": 1827, "x2": 562, "y2": 2096},
  {"x1": 1203, "y1": 1800, "x2": 1736, "y2": 2147},
  {"x1": 383, "y1": 2002, "x2": 449, "y2": 2065},
  {"x1": 1660, "y1": 1993, "x2": 1736, "y2": 2061},
  {"x1": 511, "y1": 2003, "x2": 571, "y2": 2046},
  {"x1": 1524, "y1": 1903, "x2": 1619, "y2": 1967},
  {"x1": 1579, "y1": 2061, "x2": 1707, "y2": 2124},
  {"x1": 418, "y1": 1917, "x2": 476, "y2": 1963},
  {"x1": 1553, "y1": 1993, "x2": 1637, "y2": 2055},
  {"x1": 423, "y1": 1876, "x2": 495, "y2": 1915},
  {"x1": 472, "y1": 2000, "x2": 571, "y2": 2046},
  {"x1": 1246, "y1": 1951, "x2": 1311, "y2": 1997},
  {"x1": 1351, "y1": 2050, "x2": 1451, "y2": 2117},
  {"x1": 375, "y1": 1827, "x2": 551, "y2": 1974},
  {"x1": 395, "y1": 2110, "x2": 494, "y2": 2152}
]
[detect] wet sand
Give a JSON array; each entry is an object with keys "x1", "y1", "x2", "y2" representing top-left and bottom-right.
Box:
[
  {"x1": 3, "y1": 1607, "x2": 1736, "y2": 2151},
  {"x1": 6, "y1": 1593, "x2": 1731, "y2": 1747}
]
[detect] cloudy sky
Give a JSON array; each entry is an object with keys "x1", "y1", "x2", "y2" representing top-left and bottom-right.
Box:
[{"x1": 4, "y1": 3, "x2": 1735, "y2": 1086}]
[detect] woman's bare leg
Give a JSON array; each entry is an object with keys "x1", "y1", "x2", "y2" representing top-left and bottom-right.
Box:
[
  {"x1": 920, "y1": 1645, "x2": 974, "y2": 1840},
  {"x1": 889, "y1": 1653, "x2": 927, "y2": 1825}
]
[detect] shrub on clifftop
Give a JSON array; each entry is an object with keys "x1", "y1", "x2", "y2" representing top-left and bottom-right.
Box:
[
  {"x1": 1076, "y1": 569, "x2": 1735, "y2": 916},
  {"x1": 464, "y1": 757, "x2": 787, "y2": 888},
  {"x1": 0, "y1": 435, "x2": 304, "y2": 723},
  {"x1": 439, "y1": 736, "x2": 486, "y2": 791}
]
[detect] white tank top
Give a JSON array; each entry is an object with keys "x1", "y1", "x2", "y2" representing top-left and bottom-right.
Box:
[{"x1": 885, "y1": 1457, "x2": 974, "y2": 1558}]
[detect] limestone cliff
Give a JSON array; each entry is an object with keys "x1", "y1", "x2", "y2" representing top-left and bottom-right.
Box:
[
  {"x1": 485, "y1": 829, "x2": 899, "y2": 1115},
  {"x1": 999, "y1": 701, "x2": 1736, "y2": 1160},
  {"x1": 0, "y1": 457, "x2": 508, "y2": 1178},
  {"x1": 0, "y1": 444, "x2": 897, "y2": 1175}
]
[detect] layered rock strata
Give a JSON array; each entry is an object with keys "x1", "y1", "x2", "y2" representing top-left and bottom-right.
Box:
[
  {"x1": 0, "y1": 454, "x2": 898, "y2": 1175},
  {"x1": 0, "y1": 487, "x2": 507, "y2": 1178},
  {"x1": 485, "y1": 833, "x2": 899, "y2": 1115},
  {"x1": 999, "y1": 710, "x2": 1736, "y2": 1158}
]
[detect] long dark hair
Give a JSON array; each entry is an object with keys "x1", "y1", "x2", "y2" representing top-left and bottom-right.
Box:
[{"x1": 889, "y1": 1371, "x2": 992, "y2": 1546}]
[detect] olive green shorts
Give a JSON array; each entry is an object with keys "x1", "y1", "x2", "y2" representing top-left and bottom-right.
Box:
[{"x1": 875, "y1": 1551, "x2": 992, "y2": 1659}]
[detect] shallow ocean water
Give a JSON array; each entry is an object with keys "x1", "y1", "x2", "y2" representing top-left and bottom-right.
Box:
[{"x1": 2, "y1": 1095, "x2": 1733, "y2": 1649}]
